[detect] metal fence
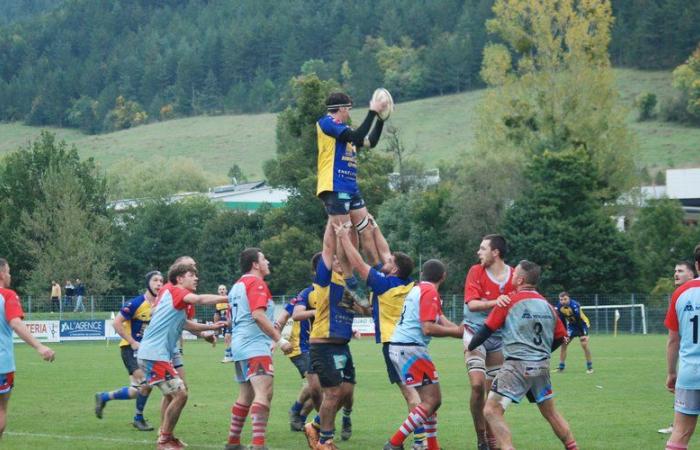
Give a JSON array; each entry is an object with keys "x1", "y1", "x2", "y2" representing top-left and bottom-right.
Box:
[{"x1": 19, "y1": 292, "x2": 672, "y2": 335}]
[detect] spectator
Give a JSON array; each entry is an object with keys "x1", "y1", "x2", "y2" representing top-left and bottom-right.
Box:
[
  {"x1": 50, "y1": 281, "x2": 61, "y2": 313},
  {"x1": 64, "y1": 280, "x2": 74, "y2": 311},
  {"x1": 74, "y1": 278, "x2": 85, "y2": 312}
]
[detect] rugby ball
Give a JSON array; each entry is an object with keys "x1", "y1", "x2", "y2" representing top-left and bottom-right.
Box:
[{"x1": 371, "y1": 88, "x2": 394, "y2": 120}]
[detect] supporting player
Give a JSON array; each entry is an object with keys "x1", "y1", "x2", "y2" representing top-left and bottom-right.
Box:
[
  {"x1": 337, "y1": 219, "x2": 431, "y2": 449},
  {"x1": 383, "y1": 259, "x2": 463, "y2": 450},
  {"x1": 659, "y1": 260, "x2": 698, "y2": 435},
  {"x1": 555, "y1": 292, "x2": 593, "y2": 374},
  {"x1": 302, "y1": 222, "x2": 363, "y2": 450},
  {"x1": 462, "y1": 234, "x2": 513, "y2": 450},
  {"x1": 0, "y1": 258, "x2": 55, "y2": 439},
  {"x1": 215, "y1": 284, "x2": 234, "y2": 363},
  {"x1": 94, "y1": 270, "x2": 164, "y2": 431},
  {"x1": 664, "y1": 245, "x2": 700, "y2": 450},
  {"x1": 273, "y1": 288, "x2": 315, "y2": 432},
  {"x1": 316, "y1": 91, "x2": 386, "y2": 269},
  {"x1": 137, "y1": 261, "x2": 227, "y2": 450},
  {"x1": 225, "y1": 248, "x2": 293, "y2": 450},
  {"x1": 469, "y1": 260, "x2": 578, "y2": 450}
]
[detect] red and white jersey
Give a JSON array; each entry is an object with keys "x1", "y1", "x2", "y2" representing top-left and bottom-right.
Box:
[
  {"x1": 665, "y1": 279, "x2": 700, "y2": 389},
  {"x1": 463, "y1": 263, "x2": 514, "y2": 329},
  {"x1": 0, "y1": 288, "x2": 24, "y2": 373},
  {"x1": 390, "y1": 282, "x2": 443, "y2": 347},
  {"x1": 230, "y1": 274, "x2": 275, "y2": 360}
]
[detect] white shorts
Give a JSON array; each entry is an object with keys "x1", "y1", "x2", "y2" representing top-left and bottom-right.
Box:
[
  {"x1": 491, "y1": 359, "x2": 553, "y2": 404},
  {"x1": 676, "y1": 388, "x2": 700, "y2": 415}
]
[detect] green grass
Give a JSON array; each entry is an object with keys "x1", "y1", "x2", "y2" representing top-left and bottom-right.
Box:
[
  {"x1": 1, "y1": 69, "x2": 698, "y2": 178},
  {"x1": 3, "y1": 335, "x2": 672, "y2": 449}
]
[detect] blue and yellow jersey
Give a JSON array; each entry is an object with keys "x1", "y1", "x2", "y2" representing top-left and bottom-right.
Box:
[
  {"x1": 215, "y1": 301, "x2": 229, "y2": 312},
  {"x1": 308, "y1": 260, "x2": 354, "y2": 341},
  {"x1": 284, "y1": 286, "x2": 313, "y2": 358},
  {"x1": 367, "y1": 267, "x2": 414, "y2": 343},
  {"x1": 118, "y1": 294, "x2": 152, "y2": 348},
  {"x1": 316, "y1": 114, "x2": 358, "y2": 196},
  {"x1": 556, "y1": 299, "x2": 590, "y2": 330}
]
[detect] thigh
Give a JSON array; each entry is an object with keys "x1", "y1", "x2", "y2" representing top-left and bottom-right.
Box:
[
  {"x1": 463, "y1": 326, "x2": 487, "y2": 374},
  {"x1": 121, "y1": 346, "x2": 140, "y2": 376}
]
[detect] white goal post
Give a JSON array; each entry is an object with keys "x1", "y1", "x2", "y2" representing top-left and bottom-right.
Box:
[{"x1": 581, "y1": 303, "x2": 647, "y2": 335}]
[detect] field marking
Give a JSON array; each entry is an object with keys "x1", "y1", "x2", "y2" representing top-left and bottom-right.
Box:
[{"x1": 5, "y1": 431, "x2": 285, "y2": 449}]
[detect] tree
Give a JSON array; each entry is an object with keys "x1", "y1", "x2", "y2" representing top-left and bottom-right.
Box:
[
  {"x1": 670, "y1": 43, "x2": 700, "y2": 125},
  {"x1": 103, "y1": 95, "x2": 148, "y2": 131}
]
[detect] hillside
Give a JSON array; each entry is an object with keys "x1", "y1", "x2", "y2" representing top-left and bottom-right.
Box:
[{"x1": 1, "y1": 69, "x2": 698, "y2": 178}]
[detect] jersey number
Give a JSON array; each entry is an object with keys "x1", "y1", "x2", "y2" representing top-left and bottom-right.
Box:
[
  {"x1": 533, "y1": 322, "x2": 543, "y2": 346},
  {"x1": 231, "y1": 301, "x2": 239, "y2": 326},
  {"x1": 691, "y1": 315, "x2": 699, "y2": 344}
]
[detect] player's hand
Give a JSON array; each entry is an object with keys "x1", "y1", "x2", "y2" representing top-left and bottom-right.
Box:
[
  {"x1": 280, "y1": 341, "x2": 293, "y2": 354},
  {"x1": 666, "y1": 374, "x2": 677, "y2": 393},
  {"x1": 495, "y1": 295, "x2": 511, "y2": 307},
  {"x1": 130, "y1": 341, "x2": 140, "y2": 351},
  {"x1": 369, "y1": 96, "x2": 387, "y2": 113},
  {"x1": 38, "y1": 345, "x2": 55, "y2": 362},
  {"x1": 333, "y1": 222, "x2": 350, "y2": 238},
  {"x1": 202, "y1": 331, "x2": 217, "y2": 347},
  {"x1": 211, "y1": 321, "x2": 228, "y2": 330}
]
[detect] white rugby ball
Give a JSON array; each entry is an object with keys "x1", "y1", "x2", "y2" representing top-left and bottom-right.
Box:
[{"x1": 371, "y1": 88, "x2": 394, "y2": 120}]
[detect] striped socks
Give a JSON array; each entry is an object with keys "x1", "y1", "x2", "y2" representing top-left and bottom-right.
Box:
[
  {"x1": 227, "y1": 402, "x2": 250, "y2": 445},
  {"x1": 250, "y1": 402, "x2": 269, "y2": 446},
  {"x1": 390, "y1": 405, "x2": 428, "y2": 446}
]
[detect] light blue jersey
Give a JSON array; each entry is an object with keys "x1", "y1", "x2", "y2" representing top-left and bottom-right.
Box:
[
  {"x1": 230, "y1": 274, "x2": 275, "y2": 361},
  {"x1": 138, "y1": 284, "x2": 190, "y2": 362},
  {"x1": 0, "y1": 288, "x2": 24, "y2": 373},
  {"x1": 390, "y1": 282, "x2": 442, "y2": 347},
  {"x1": 665, "y1": 279, "x2": 700, "y2": 390}
]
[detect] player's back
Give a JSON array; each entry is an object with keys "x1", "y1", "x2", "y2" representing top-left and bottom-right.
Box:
[
  {"x1": 285, "y1": 286, "x2": 313, "y2": 357},
  {"x1": 138, "y1": 285, "x2": 188, "y2": 361},
  {"x1": 499, "y1": 291, "x2": 561, "y2": 361},
  {"x1": 308, "y1": 261, "x2": 353, "y2": 342},
  {"x1": 667, "y1": 279, "x2": 700, "y2": 389},
  {"x1": 390, "y1": 282, "x2": 442, "y2": 347},
  {"x1": 229, "y1": 274, "x2": 274, "y2": 360},
  {"x1": 367, "y1": 267, "x2": 414, "y2": 343}
]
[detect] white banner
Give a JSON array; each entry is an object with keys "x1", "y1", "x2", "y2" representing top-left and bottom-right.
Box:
[
  {"x1": 13, "y1": 320, "x2": 60, "y2": 343},
  {"x1": 352, "y1": 317, "x2": 376, "y2": 336}
]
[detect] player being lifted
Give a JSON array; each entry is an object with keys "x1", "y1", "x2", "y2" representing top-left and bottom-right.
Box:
[
  {"x1": 0, "y1": 258, "x2": 55, "y2": 439},
  {"x1": 555, "y1": 291, "x2": 593, "y2": 374},
  {"x1": 225, "y1": 248, "x2": 293, "y2": 450},
  {"x1": 94, "y1": 270, "x2": 164, "y2": 431},
  {"x1": 382, "y1": 259, "x2": 463, "y2": 450},
  {"x1": 137, "y1": 261, "x2": 227, "y2": 450},
  {"x1": 336, "y1": 219, "x2": 432, "y2": 449},
  {"x1": 664, "y1": 245, "x2": 700, "y2": 450},
  {"x1": 316, "y1": 91, "x2": 387, "y2": 273},
  {"x1": 469, "y1": 260, "x2": 578, "y2": 450},
  {"x1": 462, "y1": 234, "x2": 513, "y2": 450}
]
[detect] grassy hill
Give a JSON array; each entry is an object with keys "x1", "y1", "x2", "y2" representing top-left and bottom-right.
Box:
[{"x1": 1, "y1": 69, "x2": 698, "y2": 178}]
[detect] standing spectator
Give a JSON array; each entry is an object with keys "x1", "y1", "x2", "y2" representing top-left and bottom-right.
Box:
[
  {"x1": 50, "y1": 281, "x2": 61, "y2": 313},
  {"x1": 74, "y1": 279, "x2": 85, "y2": 312},
  {"x1": 64, "y1": 280, "x2": 74, "y2": 311}
]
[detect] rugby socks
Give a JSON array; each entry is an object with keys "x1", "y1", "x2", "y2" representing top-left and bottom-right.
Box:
[
  {"x1": 319, "y1": 429, "x2": 334, "y2": 444},
  {"x1": 586, "y1": 361, "x2": 593, "y2": 370},
  {"x1": 342, "y1": 407, "x2": 352, "y2": 427},
  {"x1": 291, "y1": 401, "x2": 304, "y2": 414},
  {"x1": 134, "y1": 391, "x2": 150, "y2": 420},
  {"x1": 565, "y1": 439, "x2": 579, "y2": 449},
  {"x1": 250, "y1": 402, "x2": 269, "y2": 446},
  {"x1": 390, "y1": 404, "x2": 428, "y2": 446},
  {"x1": 666, "y1": 442, "x2": 687, "y2": 450},
  {"x1": 101, "y1": 386, "x2": 131, "y2": 402},
  {"x1": 486, "y1": 430, "x2": 498, "y2": 450},
  {"x1": 413, "y1": 425, "x2": 426, "y2": 446},
  {"x1": 558, "y1": 362, "x2": 566, "y2": 371},
  {"x1": 311, "y1": 414, "x2": 321, "y2": 429},
  {"x1": 227, "y1": 402, "x2": 250, "y2": 445},
  {"x1": 425, "y1": 414, "x2": 439, "y2": 450}
]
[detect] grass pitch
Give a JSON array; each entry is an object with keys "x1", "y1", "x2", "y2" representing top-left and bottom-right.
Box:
[{"x1": 3, "y1": 334, "x2": 670, "y2": 449}]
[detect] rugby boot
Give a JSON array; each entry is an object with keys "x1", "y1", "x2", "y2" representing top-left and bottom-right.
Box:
[
  {"x1": 248, "y1": 446, "x2": 269, "y2": 450},
  {"x1": 383, "y1": 442, "x2": 404, "y2": 450},
  {"x1": 223, "y1": 445, "x2": 247, "y2": 450},
  {"x1": 340, "y1": 416, "x2": 352, "y2": 441},
  {"x1": 133, "y1": 417, "x2": 154, "y2": 431},
  {"x1": 94, "y1": 393, "x2": 106, "y2": 419},
  {"x1": 289, "y1": 409, "x2": 304, "y2": 431},
  {"x1": 304, "y1": 422, "x2": 320, "y2": 449},
  {"x1": 316, "y1": 439, "x2": 339, "y2": 450},
  {"x1": 477, "y1": 443, "x2": 489, "y2": 450},
  {"x1": 157, "y1": 435, "x2": 187, "y2": 450}
]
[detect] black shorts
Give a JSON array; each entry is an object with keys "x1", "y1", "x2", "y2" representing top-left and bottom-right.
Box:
[
  {"x1": 121, "y1": 346, "x2": 140, "y2": 375},
  {"x1": 290, "y1": 353, "x2": 311, "y2": 378},
  {"x1": 382, "y1": 343, "x2": 401, "y2": 384},
  {"x1": 309, "y1": 343, "x2": 356, "y2": 388},
  {"x1": 319, "y1": 191, "x2": 365, "y2": 216},
  {"x1": 568, "y1": 325, "x2": 589, "y2": 338}
]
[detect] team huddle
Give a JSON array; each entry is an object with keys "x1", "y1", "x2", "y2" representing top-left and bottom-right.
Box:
[{"x1": 0, "y1": 88, "x2": 697, "y2": 450}]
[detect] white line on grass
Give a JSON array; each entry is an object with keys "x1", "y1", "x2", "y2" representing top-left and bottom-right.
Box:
[{"x1": 6, "y1": 431, "x2": 286, "y2": 449}]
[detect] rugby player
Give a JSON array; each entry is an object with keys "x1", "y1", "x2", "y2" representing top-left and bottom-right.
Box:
[
  {"x1": 336, "y1": 219, "x2": 431, "y2": 449},
  {"x1": 215, "y1": 284, "x2": 234, "y2": 363},
  {"x1": 0, "y1": 258, "x2": 55, "y2": 439},
  {"x1": 383, "y1": 259, "x2": 463, "y2": 450},
  {"x1": 137, "y1": 261, "x2": 228, "y2": 450},
  {"x1": 316, "y1": 91, "x2": 386, "y2": 271},
  {"x1": 555, "y1": 292, "x2": 593, "y2": 373},
  {"x1": 94, "y1": 270, "x2": 164, "y2": 431},
  {"x1": 664, "y1": 246, "x2": 700, "y2": 450},
  {"x1": 469, "y1": 260, "x2": 578, "y2": 450},
  {"x1": 462, "y1": 234, "x2": 514, "y2": 450},
  {"x1": 659, "y1": 261, "x2": 698, "y2": 435},
  {"x1": 225, "y1": 248, "x2": 293, "y2": 450},
  {"x1": 273, "y1": 287, "x2": 315, "y2": 432}
]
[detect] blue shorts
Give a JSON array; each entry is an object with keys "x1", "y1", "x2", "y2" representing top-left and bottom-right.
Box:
[
  {"x1": 319, "y1": 191, "x2": 365, "y2": 216},
  {"x1": 567, "y1": 325, "x2": 588, "y2": 338}
]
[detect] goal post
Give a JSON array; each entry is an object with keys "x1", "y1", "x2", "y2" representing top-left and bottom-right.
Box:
[{"x1": 581, "y1": 304, "x2": 647, "y2": 335}]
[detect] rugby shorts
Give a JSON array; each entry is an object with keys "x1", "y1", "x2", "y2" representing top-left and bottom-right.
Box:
[
  {"x1": 289, "y1": 353, "x2": 310, "y2": 378},
  {"x1": 0, "y1": 372, "x2": 15, "y2": 394},
  {"x1": 309, "y1": 343, "x2": 356, "y2": 388},
  {"x1": 491, "y1": 359, "x2": 554, "y2": 404},
  {"x1": 675, "y1": 388, "x2": 700, "y2": 415},
  {"x1": 234, "y1": 356, "x2": 274, "y2": 383},
  {"x1": 138, "y1": 359, "x2": 179, "y2": 386},
  {"x1": 382, "y1": 342, "x2": 402, "y2": 384},
  {"x1": 319, "y1": 191, "x2": 365, "y2": 216},
  {"x1": 388, "y1": 343, "x2": 439, "y2": 388},
  {"x1": 120, "y1": 346, "x2": 140, "y2": 375}
]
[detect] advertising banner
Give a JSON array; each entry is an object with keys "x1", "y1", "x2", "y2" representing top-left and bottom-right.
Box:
[
  {"x1": 13, "y1": 320, "x2": 60, "y2": 343},
  {"x1": 59, "y1": 320, "x2": 105, "y2": 341},
  {"x1": 352, "y1": 317, "x2": 376, "y2": 336}
]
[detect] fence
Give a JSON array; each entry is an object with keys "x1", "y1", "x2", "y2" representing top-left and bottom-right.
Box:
[{"x1": 19, "y1": 292, "x2": 671, "y2": 334}]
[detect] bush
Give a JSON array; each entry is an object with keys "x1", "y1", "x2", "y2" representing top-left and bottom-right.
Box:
[{"x1": 635, "y1": 92, "x2": 657, "y2": 121}]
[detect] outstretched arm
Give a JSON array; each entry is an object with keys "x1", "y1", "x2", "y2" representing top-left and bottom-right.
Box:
[
  {"x1": 334, "y1": 223, "x2": 371, "y2": 280},
  {"x1": 370, "y1": 217, "x2": 392, "y2": 266},
  {"x1": 467, "y1": 324, "x2": 495, "y2": 350},
  {"x1": 184, "y1": 293, "x2": 228, "y2": 305},
  {"x1": 422, "y1": 317, "x2": 464, "y2": 339},
  {"x1": 338, "y1": 111, "x2": 378, "y2": 148}
]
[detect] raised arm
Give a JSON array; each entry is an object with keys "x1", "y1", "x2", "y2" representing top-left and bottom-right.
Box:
[
  {"x1": 370, "y1": 217, "x2": 392, "y2": 266},
  {"x1": 334, "y1": 223, "x2": 371, "y2": 280},
  {"x1": 338, "y1": 110, "x2": 378, "y2": 148}
]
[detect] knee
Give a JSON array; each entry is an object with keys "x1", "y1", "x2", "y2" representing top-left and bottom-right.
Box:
[{"x1": 483, "y1": 402, "x2": 500, "y2": 421}]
